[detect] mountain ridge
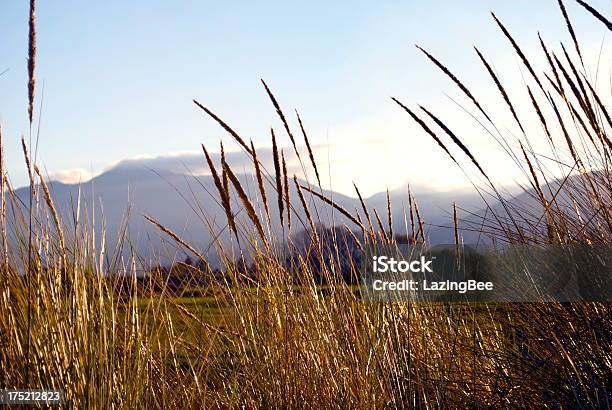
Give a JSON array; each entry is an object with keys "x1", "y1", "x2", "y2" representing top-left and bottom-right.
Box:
[{"x1": 11, "y1": 162, "x2": 560, "y2": 267}]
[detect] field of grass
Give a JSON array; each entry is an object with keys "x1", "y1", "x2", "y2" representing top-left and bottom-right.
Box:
[{"x1": 1, "y1": 0, "x2": 611, "y2": 408}]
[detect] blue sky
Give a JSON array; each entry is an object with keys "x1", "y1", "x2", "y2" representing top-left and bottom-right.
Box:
[{"x1": 0, "y1": 1, "x2": 609, "y2": 195}]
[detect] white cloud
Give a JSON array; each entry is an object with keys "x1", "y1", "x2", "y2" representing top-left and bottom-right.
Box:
[{"x1": 46, "y1": 168, "x2": 94, "y2": 184}]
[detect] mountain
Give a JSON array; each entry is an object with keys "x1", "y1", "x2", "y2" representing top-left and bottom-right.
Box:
[{"x1": 9, "y1": 163, "x2": 489, "y2": 268}]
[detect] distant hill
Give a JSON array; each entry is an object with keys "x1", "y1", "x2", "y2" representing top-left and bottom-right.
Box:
[{"x1": 8, "y1": 162, "x2": 505, "y2": 269}]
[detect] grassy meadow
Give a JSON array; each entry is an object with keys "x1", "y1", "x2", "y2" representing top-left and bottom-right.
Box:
[{"x1": 1, "y1": 0, "x2": 611, "y2": 408}]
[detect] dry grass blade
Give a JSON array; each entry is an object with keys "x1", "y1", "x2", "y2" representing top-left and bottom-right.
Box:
[
  {"x1": 353, "y1": 182, "x2": 374, "y2": 234},
  {"x1": 391, "y1": 98, "x2": 459, "y2": 165},
  {"x1": 527, "y1": 86, "x2": 552, "y2": 141},
  {"x1": 491, "y1": 12, "x2": 545, "y2": 92},
  {"x1": 271, "y1": 128, "x2": 284, "y2": 228},
  {"x1": 281, "y1": 150, "x2": 291, "y2": 232},
  {"x1": 33, "y1": 165, "x2": 66, "y2": 258},
  {"x1": 193, "y1": 100, "x2": 252, "y2": 155},
  {"x1": 545, "y1": 73, "x2": 563, "y2": 97},
  {"x1": 261, "y1": 79, "x2": 301, "y2": 162},
  {"x1": 408, "y1": 185, "x2": 415, "y2": 241},
  {"x1": 386, "y1": 188, "x2": 393, "y2": 240},
  {"x1": 299, "y1": 184, "x2": 364, "y2": 231},
  {"x1": 519, "y1": 142, "x2": 546, "y2": 204},
  {"x1": 560, "y1": 44, "x2": 595, "y2": 121},
  {"x1": 355, "y1": 208, "x2": 363, "y2": 227},
  {"x1": 294, "y1": 175, "x2": 318, "y2": 239},
  {"x1": 563, "y1": 95, "x2": 599, "y2": 148},
  {"x1": 373, "y1": 209, "x2": 389, "y2": 242},
  {"x1": 144, "y1": 214, "x2": 206, "y2": 263},
  {"x1": 20, "y1": 134, "x2": 34, "y2": 386},
  {"x1": 413, "y1": 195, "x2": 425, "y2": 242},
  {"x1": 557, "y1": 0, "x2": 584, "y2": 66},
  {"x1": 250, "y1": 140, "x2": 270, "y2": 224},
  {"x1": 295, "y1": 110, "x2": 321, "y2": 186},
  {"x1": 474, "y1": 46, "x2": 525, "y2": 134},
  {"x1": 581, "y1": 73, "x2": 612, "y2": 128},
  {"x1": 549, "y1": 94, "x2": 612, "y2": 233},
  {"x1": 415, "y1": 45, "x2": 492, "y2": 123},
  {"x1": 553, "y1": 53, "x2": 598, "y2": 137},
  {"x1": 548, "y1": 94, "x2": 581, "y2": 166},
  {"x1": 21, "y1": 137, "x2": 34, "y2": 190},
  {"x1": 342, "y1": 224, "x2": 363, "y2": 251},
  {"x1": 0, "y1": 125, "x2": 6, "y2": 269},
  {"x1": 559, "y1": 45, "x2": 605, "y2": 144},
  {"x1": 27, "y1": 0, "x2": 36, "y2": 125},
  {"x1": 222, "y1": 160, "x2": 267, "y2": 244},
  {"x1": 575, "y1": 0, "x2": 612, "y2": 30},
  {"x1": 202, "y1": 144, "x2": 237, "y2": 237},
  {"x1": 220, "y1": 141, "x2": 229, "y2": 198},
  {"x1": 539, "y1": 33, "x2": 566, "y2": 96},
  {"x1": 544, "y1": 66, "x2": 595, "y2": 148},
  {"x1": 453, "y1": 202, "x2": 459, "y2": 251},
  {"x1": 419, "y1": 106, "x2": 490, "y2": 181}
]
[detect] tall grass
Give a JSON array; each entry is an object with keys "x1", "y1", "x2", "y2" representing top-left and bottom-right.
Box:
[{"x1": 0, "y1": 0, "x2": 610, "y2": 407}]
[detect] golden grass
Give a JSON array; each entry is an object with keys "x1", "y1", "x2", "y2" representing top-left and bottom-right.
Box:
[{"x1": 0, "y1": 0, "x2": 610, "y2": 407}]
